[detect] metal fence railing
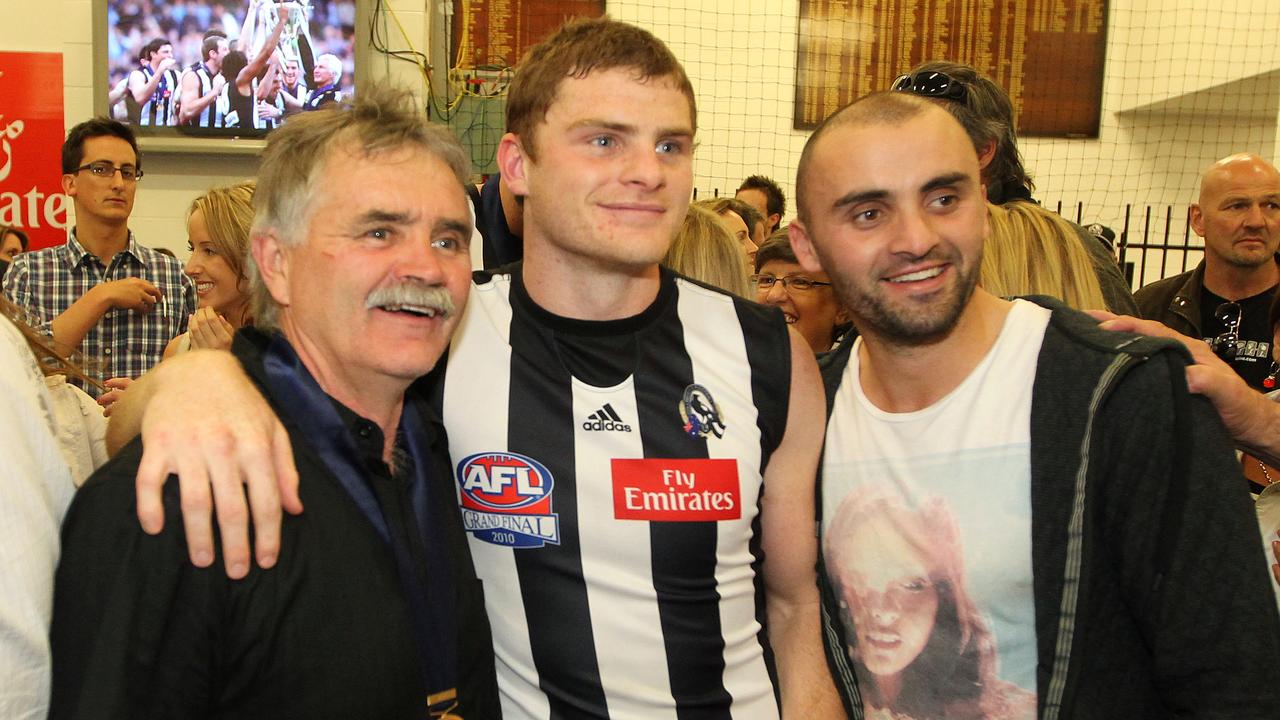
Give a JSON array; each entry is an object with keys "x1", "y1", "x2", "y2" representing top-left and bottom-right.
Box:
[
  {"x1": 1056, "y1": 203, "x2": 1203, "y2": 292},
  {"x1": 695, "y1": 188, "x2": 1204, "y2": 293}
]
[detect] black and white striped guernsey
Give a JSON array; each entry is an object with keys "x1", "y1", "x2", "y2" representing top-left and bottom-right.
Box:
[
  {"x1": 184, "y1": 63, "x2": 225, "y2": 128},
  {"x1": 127, "y1": 66, "x2": 180, "y2": 126},
  {"x1": 441, "y1": 266, "x2": 792, "y2": 719},
  {"x1": 256, "y1": 92, "x2": 286, "y2": 130}
]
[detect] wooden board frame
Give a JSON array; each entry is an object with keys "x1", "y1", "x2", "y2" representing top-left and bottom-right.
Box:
[
  {"x1": 794, "y1": 1, "x2": 1108, "y2": 137},
  {"x1": 452, "y1": 0, "x2": 606, "y2": 70}
]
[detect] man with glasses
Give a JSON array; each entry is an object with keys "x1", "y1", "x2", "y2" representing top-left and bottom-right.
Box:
[
  {"x1": 1, "y1": 118, "x2": 195, "y2": 396},
  {"x1": 752, "y1": 234, "x2": 848, "y2": 354},
  {"x1": 891, "y1": 61, "x2": 1139, "y2": 316},
  {"x1": 1135, "y1": 153, "x2": 1280, "y2": 391}
]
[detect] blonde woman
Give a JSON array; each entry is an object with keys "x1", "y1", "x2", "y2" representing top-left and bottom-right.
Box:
[
  {"x1": 164, "y1": 181, "x2": 256, "y2": 358},
  {"x1": 695, "y1": 196, "x2": 763, "y2": 262},
  {"x1": 663, "y1": 204, "x2": 753, "y2": 298},
  {"x1": 982, "y1": 202, "x2": 1108, "y2": 311},
  {"x1": 101, "y1": 182, "x2": 255, "y2": 415}
]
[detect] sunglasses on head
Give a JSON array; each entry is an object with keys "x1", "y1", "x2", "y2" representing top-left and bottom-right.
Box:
[
  {"x1": 1210, "y1": 301, "x2": 1241, "y2": 361},
  {"x1": 891, "y1": 71, "x2": 969, "y2": 103}
]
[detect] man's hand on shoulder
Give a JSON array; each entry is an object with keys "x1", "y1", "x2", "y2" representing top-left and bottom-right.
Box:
[
  {"x1": 1092, "y1": 311, "x2": 1280, "y2": 465},
  {"x1": 113, "y1": 349, "x2": 302, "y2": 580}
]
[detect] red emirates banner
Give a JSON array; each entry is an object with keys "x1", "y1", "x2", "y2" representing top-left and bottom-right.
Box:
[{"x1": 0, "y1": 52, "x2": 68, "y2": 251}]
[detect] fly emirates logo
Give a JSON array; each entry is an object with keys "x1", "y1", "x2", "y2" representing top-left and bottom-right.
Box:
[{"x1": 611, "y1": 458, "x2": 741, "y2": 521}]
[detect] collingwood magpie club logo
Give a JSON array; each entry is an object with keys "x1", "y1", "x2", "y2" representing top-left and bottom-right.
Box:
[
  {"x1": 680, "y1": 383, "x2": 726, "y2": 439},
  {"x1": 583, "y1": 403, "x2": 632, "y2": 432}
]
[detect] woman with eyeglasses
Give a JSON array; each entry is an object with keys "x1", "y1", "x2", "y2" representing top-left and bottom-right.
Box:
[{"x1": 751, "y1": 230, "x2": 850, "y2": 354}]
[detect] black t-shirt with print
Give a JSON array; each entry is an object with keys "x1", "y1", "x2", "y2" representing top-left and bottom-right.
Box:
[{"x1": 1200, "y1": 285, "x2": 1277, "y2": 391}]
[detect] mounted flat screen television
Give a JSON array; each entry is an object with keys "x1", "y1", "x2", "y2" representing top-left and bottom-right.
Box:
[{"x1": 94, "y1": 0, "x2": 368, "y2": 154}]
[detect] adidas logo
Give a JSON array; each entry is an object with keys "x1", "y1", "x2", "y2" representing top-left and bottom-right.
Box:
[{"x1": 582, "y1": 403, "x2": 633, "y2": 432}]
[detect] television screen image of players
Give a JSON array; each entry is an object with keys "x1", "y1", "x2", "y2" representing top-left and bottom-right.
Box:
[{"x1": 105, "y1": 0, "x2": 355, "y2": 133}]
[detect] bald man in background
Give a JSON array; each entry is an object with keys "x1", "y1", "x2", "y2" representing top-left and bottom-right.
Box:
[{"x1": 1135, "y1": 154, "x2": 1280, "y2": 390}]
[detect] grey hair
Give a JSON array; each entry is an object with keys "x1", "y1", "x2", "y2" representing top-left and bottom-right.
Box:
[
  {"x1": 317, "y1": 53, "x2": 343, "y2": 83},
  {"x1": 245, "y1": 84, "x2": 472, "y2": 330}
]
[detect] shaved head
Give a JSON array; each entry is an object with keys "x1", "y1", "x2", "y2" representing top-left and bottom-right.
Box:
[
  {"x1": 796, "y1": 93, "x2": 942, "y2": 223},
  {"x1": 1199, "y1": 154, "x2": 1280, "y2": 204},
  {"x1": 1191, "y1": 152, "x2": 1280, "y2": 271}
]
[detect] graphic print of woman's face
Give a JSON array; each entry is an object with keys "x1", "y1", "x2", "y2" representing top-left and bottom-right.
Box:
[{"x1": 833, "y1": 515, "x2": 940, "y2": 679}]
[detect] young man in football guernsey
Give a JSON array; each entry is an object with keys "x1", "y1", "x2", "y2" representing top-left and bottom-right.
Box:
[
  {"x1": 788, "y1": 91, "x2": 1280, "y2": 718},
  {"x1": 105, "y1": 19, "x2": 842, "y2": 720},
  {"x1": 125, "y1": 38, "x2": 180, "y2": 127},
  {"x1": 178, "y1": 33, "x2": 230, "y2": 127}
]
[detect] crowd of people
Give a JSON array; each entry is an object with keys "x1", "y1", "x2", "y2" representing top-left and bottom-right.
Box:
[
  {"x1": 3, "y1": 15, "x2": 1280, "y2": 720},
  {"x1": 106, "y1": 0, "x2": 355, "y2": 131}
]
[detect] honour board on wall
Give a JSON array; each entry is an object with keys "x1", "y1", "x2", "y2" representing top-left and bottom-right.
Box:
[
  {"x1": 795, "y1": 1, "x2": 1108, "y2": 137},
  {"x1": 452, "y1": 0, "x2": 606, "y2": 69}
]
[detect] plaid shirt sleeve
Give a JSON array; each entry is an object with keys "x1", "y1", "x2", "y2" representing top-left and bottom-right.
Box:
[{"x1": 1, "y1": 253, "x2": 54, "y2": 336}]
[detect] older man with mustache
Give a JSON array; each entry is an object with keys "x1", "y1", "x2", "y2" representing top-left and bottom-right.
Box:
[{"x1": 48, "y1": 87, "x2": 499, "y2": 719}]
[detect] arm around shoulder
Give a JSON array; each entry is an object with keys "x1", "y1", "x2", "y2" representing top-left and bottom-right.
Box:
[{"x1": 106, "y1": 348, "x2": 301, "y2": 580}]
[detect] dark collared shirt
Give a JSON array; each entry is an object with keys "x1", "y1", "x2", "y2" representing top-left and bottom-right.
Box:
[
  {"x1": 1, "y1": 229, "x2": 195, "y2": 395},
  {"x1": 49, "y1": 329, "x2": 499, "y2": 719}
]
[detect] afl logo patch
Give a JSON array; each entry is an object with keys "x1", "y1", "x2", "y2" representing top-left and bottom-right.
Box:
[
  {"x1": 456, "y1": 452, "x2": 560, "y2": 548},
  {"x1": 679, "y1": 383, "x2": 726, "y2": 439}
]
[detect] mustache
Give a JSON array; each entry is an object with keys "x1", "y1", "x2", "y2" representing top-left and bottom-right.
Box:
[{"x1": 364, "y1": 280, "x2": 456, "y2": 318}]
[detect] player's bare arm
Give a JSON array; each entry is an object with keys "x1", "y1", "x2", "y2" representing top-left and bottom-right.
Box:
[
  {"x1": 128, "y1": 64, "x2": 170, "y2": 105},
  {"x1": 237, "y1": 9, "x2": 287, "y2": 91},
  {"x1": 179, "y1": 69, "x2": 224, "y2": 124},
  {"x1": 759, "y1": 328, "x2": 843, "y2": 718},
  {"x1": 106, "y1": 348, "x2": 300, "y2": 579}
]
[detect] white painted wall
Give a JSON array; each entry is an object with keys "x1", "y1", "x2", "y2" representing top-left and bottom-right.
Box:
[{"x1": 8, "y1": 0, "x2": 1280, "y2": 289}]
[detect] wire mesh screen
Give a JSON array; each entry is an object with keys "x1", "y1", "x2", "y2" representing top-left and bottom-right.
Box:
[{"x1": 379, "y1": 1, "x2": 1280, "y2": 289}]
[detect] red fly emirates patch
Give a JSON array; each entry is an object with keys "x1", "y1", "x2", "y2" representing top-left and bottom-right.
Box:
[{"x1": 612, "y1": 458, "x2": 741, "y2": 521}]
